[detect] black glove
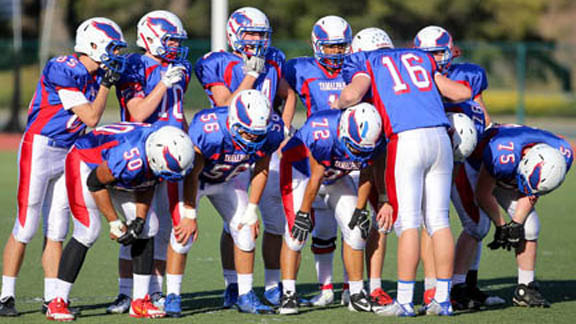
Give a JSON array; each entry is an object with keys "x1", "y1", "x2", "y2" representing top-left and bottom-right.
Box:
[
  {"x1": 348, "y1": 208, "x2": 370, "y2": 240},
  {"x1": 100, "y1": 62, "x2": 122, "y2": 88},
  {"x1": 487, "y1": 225, "x2": 510, "y2": 250},
  {"x1": 117, "y1": 217, "x2": 145, "y2": 245},
  {"x1": 504, "y1": 220, "x2": 525, "y2": 249},
  {"x1": 291, "y1": 211, "x2": 313, "y2": 242}
]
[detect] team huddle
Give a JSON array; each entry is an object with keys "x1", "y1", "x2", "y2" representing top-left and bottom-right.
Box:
[{"x1": 0, "y1": 6, "x2": 573, "y2": 321}]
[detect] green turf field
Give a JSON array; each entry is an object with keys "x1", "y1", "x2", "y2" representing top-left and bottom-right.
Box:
[{"x1": 0, "y1": 151, "x2": 575, "y2": 323}]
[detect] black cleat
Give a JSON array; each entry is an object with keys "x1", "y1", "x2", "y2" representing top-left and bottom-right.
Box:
[
  {"x1": 0, "y1": 296, "x2": 19, "y2": 317},
  {"x1": 278, "y1": 291, "x2": 298, "y2": 315},
  {"x1": 468, "y1": 285, "x2": 506, "y2": 307},
  {"x1": 450, "y1": 283, "x2": 472, "y2": 310},
  {"x1": 513, "y1": 282, "x2": 550, "y2": 308},
  {"x1": 348, "y1": 290, "x2": 372, "y2": 312}
]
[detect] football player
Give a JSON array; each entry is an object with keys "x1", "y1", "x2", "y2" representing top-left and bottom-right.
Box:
[
  {"x1": 194, "y1": 7, "x2": 293, "y2": 308},
  {"x1": 414, "y1": 25, "x2": 505, "y2": 309},
  {"x1": 0, "y1": 17, "x2": 125, "y2": 317},
  {"x1": 335, "y1": 42, "x2": 471, "y2": 316},
  {"x1": 278, "y1": 103, "x2": 384, "y2": 315},
  {"x1": 174, "y1": 90, "x2": 284, "y2": 314},
  {"x1": 473, "y1": 124, "x2": 572, "y2": 307},
  {"x1": 45, "y1": 123, "x2": 194, "y2": 321},
  {"x1": 107, "y1": 10, "x2": 191, "y2": 316},
  {"x1": 282, "y1": 15, "x2": 355, "y2": 307}
]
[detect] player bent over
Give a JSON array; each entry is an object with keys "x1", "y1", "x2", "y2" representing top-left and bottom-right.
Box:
[
  {"x1": 473, "y1": 124, "x2": 573, "y2": 307},
  {"x1": 168, "y1": 90, "x2": 284, "y2": 315},
  {"x1": 278, "y1": 103, "x2": 384, "y2": 315},
  {"x1": 0, "y1": 17, "x2": 126, "y2": 317},
  {"x1": 45, "y1": 123, "x2": 194, "y2": 321}
]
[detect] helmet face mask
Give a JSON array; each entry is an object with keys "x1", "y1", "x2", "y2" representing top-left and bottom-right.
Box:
[
  {"x1": 74, "y1": 18, "x2": 127, "y2": 73},
  {"x1": 311, "y1": 16, "x2": 352, "y2": 69},
  {"x1": 228, "y1": 90, "x2": 272, "y2": 154},
  {"x1": 338, "y1": 103, "x2": 382, "y2": 163},
  {"x1": 413, "y1": 25, "x2": 454, "y2": 70},
  {"x1": 227, "y1": 7, "x2": 272, "y2": 57},
  {"x1": 516, "y1": 144, "x2": 567, "y2": 196},
  {"x1": 145, "y1": 126, "x2": 195, "y2": 181},
  {"x1": 137, "y1": 10, "x2": 189, "y2": 63}
]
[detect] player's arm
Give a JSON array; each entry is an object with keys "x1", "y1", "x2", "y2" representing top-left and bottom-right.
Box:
[
  {"x1": 372, "y1": 151, "x2": 393, "y2": 231},
  {"x1": 300, "y1": 153, "x2": 326, "y2": 213},
  {"x1": 236, "y1": 154, "x2": 271, "y2": 238},
  {"x1": 277, "y1": 78, "x2": 297, "y2": 131},
  {"x1": 356, "y1": 166, "x2": 372, "y2": 210},
  {"x1": 175, "y1": 147, "x2": 205, "y2": 244},
  {"x1": 333, "y1": 74, "x2": 371, "y2": 109},
  {"x1": 209, "y1": 75, "x2": 258, "y2": 107},
  {"x1": 134, "y1": 187, "x2": 155, "y2": 222},
  {"x1": 434, "y1": 73, "x2": 472, "y2": 103},
  {"x1": 475, "y1": 165, "x2": 504, "y2": 226},
  {"x1": 123, "y1": 85, "x2": 169, "y2": 122},
  {"x1": 474, "y1": 94, "x2": 492, "y2": 125},
  {"x1": 68, "y1": 87, "x2": 110, "y2": 128}
]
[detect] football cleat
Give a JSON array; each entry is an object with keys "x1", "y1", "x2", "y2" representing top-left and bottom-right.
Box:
[
  {"x1": 43, "y1": 299, "x2": 81, "y2": 316},
  {"x1": 278, "y1": 291, "x2": 299, "y2": 315},
  {"x1": 340, "y1": 288, "x2": 350, "y2": 306},
  {"x1": 450, "y1": 283, "x2": 472, "y2": 310},
  {"x1": 0, "y1": 296, "x2": 18, "y2": 317},
  {"x1": 129, "y1": 294, "x2": 166, "y2": 319},
  {"x1": 263, "y1": 284, "x2": 282, "y2": 307},
  {"x1": 468, "y1": 285, "x2": 506, "y2": 308},
  {"x1": 106, "y1": 294, "x2": 131, "y2": 314},
  {"x1": 223, "y1": 283, "x2": 239, "y2": 308},
  {"x1": 236, "y1": 290, "x2": 274, "y2": 314},
  {"x1": 309, "y1": 288, "x2": 334, "y2": 307},
  {"x1": 46, "y1": 297, "x2": 75, "y2": 322},
  {"x1": 370, "y1": 288, "x2": 393, "y2": 306},
  {"x1": 347, "y1": 290, "x2": 372, "y2": 312},
  {"x1": 425, "y1": 299, "x2": 454, "y2": 316},
  {"x1": 513, "y1": 282, "x2": 550, "y2": 308},
  {"x1": 374, "y1": 300, "x2": 416, "y2": 317},
  {"x1": 423, "y1": 287, "x2": 436, "y2": 306},
  {"x1": 164, "y1": 293, "x2": 182, "y2": 318},
  {"x1": 150, "y1": 292, "x2": 165, "y2": 310}
]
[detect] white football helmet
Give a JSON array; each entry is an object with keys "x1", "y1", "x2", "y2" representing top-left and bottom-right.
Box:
[
  {"x1": 413, "y1": 25, "x2": 454, "y2": 69},
  {"x1": 228, "y1": 89, "x2": 272, "y2": 153},
  {"x1": 517, "y1": 143, "x2": 567, "y2": 196},
  {"x1": 351, "y1": 27, "x2": 394, "y2": 53},
  {"x1": 145, "y1": 126, "x2": 194, "y2": 181},
  {"x1": 311, "y1": 16, "x2": 352, "y2": 69},
  {"x1": 447, "y1": 113, "x2": 478, "y2": 162},
  {"x1": 74, "y1": 17, "x2": 127, "y2": 72},
  {"x1": 137, "y1": 10, "x2": 188, "y2": 62},
  {"x1": 338, "y1": 103, "x2": 382, "y2": 162},
  {"x1": 227, "y1": 7, "x2": 272, "y2": 57}
]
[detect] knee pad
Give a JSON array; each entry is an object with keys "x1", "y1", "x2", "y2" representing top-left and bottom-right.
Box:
[
  {"x1": 132, "y1": 238, "x2": 154, "y2": 275},
  {"x1": 169, "y1": 231, "x2": 194, "y2": 254},
  {"x1": 58, "y1": 238, "x2": 89, "y2": 284},
  {"x1": 342, "y1": 231, "x2": 366, "y2": 250},
  {"x1": 311, "y1": 236, "x2": 336, "y2": 254},
  {"x1": 283, "y1": 231, "x2": 305, "y2": 252},
  {"x1": 232, "y1": 226, "x2": 255, "y2": 252},
  {"x1": 523, "y1": 211, "x2": 540, "y2": 241}
]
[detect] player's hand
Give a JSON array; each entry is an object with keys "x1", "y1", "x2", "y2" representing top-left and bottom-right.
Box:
[
  {"x1": 109, "y1": 219, "x2": 126, "y2": 240},
  {"x1": 117, "y1": 217, "x2": 145, "y2": 245},
  {"x1": 348, "y1": 208, "x2": 370, "y2": 240},
  {"x1": 101, "y1": 61, "x2": 122, "y2": 88},
  {"x1": 487, "y1": 225, "x2": 510, "y2": 251},
  {"x1": 504, "y1": 220, "x2": 525, "y2": 249},
  {"x1": 330, "y1": 98, "x2": 340, "y2": 109},
  {"x1": 242, "y1": 53, "x2": 265, "y2": 78},
  {"x1": 376, "y1": 202, "x2": 394, "y2": 233},
  {"x1": 238, "y1": 203, "x2": 260, "y2": 240},
  {"x1": 174, "y1": 217, "x2": 198, "y2": 244},
  {"x1": 161, "y1": 64, "x2": 186, "y2": 88},
  {"x1": 291, "y1": 211, "x2": 313, "y2": 242}
]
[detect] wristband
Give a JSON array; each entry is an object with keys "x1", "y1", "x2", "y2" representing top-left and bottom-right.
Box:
[
  {"x1": 246, "y1": 71, "x2": 260, "y2": 79},
  {"x1": 183, "y1": 208, "x2": 197, "y2": 220}
]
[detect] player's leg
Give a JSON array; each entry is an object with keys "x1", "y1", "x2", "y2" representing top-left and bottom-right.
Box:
[
  {"x1": 149, "y1": 182, "x2": 172, "y2": 308},
  {"x1": 106, "y1": 246, "x2": 133, "y2": 314},
  {"x1": 419, "y1": 229, "x2": 436, "y2": 306},
  {"x1": 308, "y1": 201, "x2": 337, "y2": 306}
]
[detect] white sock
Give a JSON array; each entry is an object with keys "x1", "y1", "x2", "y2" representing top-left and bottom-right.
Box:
[
  {"x1": 44, "y1": 278, "x2": 58, "y2": 301},
  {"x1": 133, "y1": 274, "x2": 151, "y2": 300},
  {"x1": 369, "y1": 278, "x2": 381, "y2": 293},
  {"x1": 282, "y1": 279, "x2": 296, "y2": 294},
  {"x1": 57, "y1": 279, "x2": 73, "y2": 303},
  {"x1": 397, "y1": 281, "x2": 415, "y2": 304},
  {"x1": 434, "y1": 278, "x2": 452, "y2": 303},
  {"x1": 424, "y1": 277, "x2": 436, "y2": 291},
  {"x1": 452, "y1": 274, "x2": 466, "y2": 286},
  {"x1": 1, "y1": 276, "x2": 16, "y2": 299},
  {"x1": 349, "y1": 280, "x2": 363, "y2": 295},
  {"x1": 237, "y1": 274, "x2": 253, "y2": 296},
  {"x1": 314, "y1": 253, "x2": 334, "y2": 287},
  {"x1": 264, "y1": 269, "x2": 280, "y2": 291},
  {"x1": 518, "y1": 268, "x2": 534, "y2": 285},
  {"x1": 223, "y1": 269, "x2": 237, "y2": 287},
  {"x1": 119, "y1": 278, "x2": 133, "y2": 297},
  {"x1": 149, "y1": 275, "x2": 163, "y2": 295},
  {"x1": 166, "y1": 274, "x2": 182, "y2": 296}
]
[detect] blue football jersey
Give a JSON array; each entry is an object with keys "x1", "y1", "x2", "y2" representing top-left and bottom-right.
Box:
[
  {"x1": 475, "y1": 124, "x2": 573, "y2": 189},
  {"x1": 25, "y1": 54, "x2": 101, "y2": 148},
  {"x1": 194, "y1": 47, "x2": 285, "y2": 106},
  {"x1": 73, "y1": 122, "x2": 158, "y2": 190},
  {"x1": 282, "y1": 109, "x2": 384, "y2": 184},
  {"x1": 343, "y1": 49, "x2": 449, "y2": 138},
  {"x1": 116, "y1": 53, "x2": 192, "y2": 129},
  {"x1": 188, "y1": 107, "x2": 284, "y2": 184},
  {"x1": 284, "y1": 57, "x2": 346, "y2": 117}
]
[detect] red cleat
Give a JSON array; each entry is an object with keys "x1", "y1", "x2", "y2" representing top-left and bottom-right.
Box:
[
  {"x1": 46, "y1": 297, "x2": 75, "y2": 322},
  {"x1": 423, "y1": 288, "x2": 436, "y2": 306},
  {"x1": 129, "y1": 294, "x2": 166, "y2": 319},
  {"x1": 370, "y1": 288, "x2": 393, "y2": 306}
]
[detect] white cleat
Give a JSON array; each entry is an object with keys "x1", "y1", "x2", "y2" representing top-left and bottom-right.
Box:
[
  {"x1": 340, "y1": 289, "x2": 350, "y2": 306},
  {"x1": 310, "y1": 289, "x2": 334, "y2": 307}
]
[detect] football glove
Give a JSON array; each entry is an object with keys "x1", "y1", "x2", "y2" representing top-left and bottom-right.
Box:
[
  {"x1": 161, "y1": 64, "x2": 186, "y2": 88},
  {"x1": 487, "y1": 225, "x2": 511, "y2": 251},
  {"x1": 100, "y1": 62, "x2": 122, "y2": 88},
  {"x1": 109, "y1": 219, "x2": 126, "y2": 239},
  {"x1": 117, "y1": 217, "x2": 145, "y2": 245},
  {"x1": 504, "y1": 220, "x2": 525, "y2": 249},
  {"x1": 242, "y1": 53, "x2": 265, "y2": 78},
  {"x1": 291, "y1": 211, "x2": 313, "y2": 242},
  {"x1": 348, "y1": 208, "x2": 370, "y2": 240}
]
